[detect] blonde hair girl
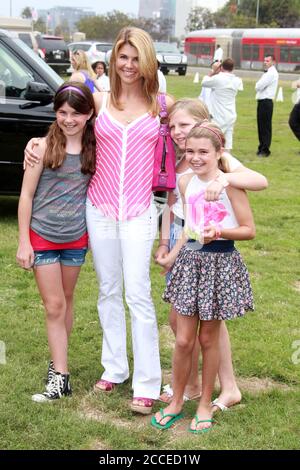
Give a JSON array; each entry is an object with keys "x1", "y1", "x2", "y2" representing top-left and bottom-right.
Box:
[
  {"x1": 70, "y1": 50, "x2": 97, "y2": 92},
  {"x1": 156, "y1": 98, "x2": 267, "y2": 411},
  {"x1": 153, "y1": 121, "x2": 255, "y2": 432}
]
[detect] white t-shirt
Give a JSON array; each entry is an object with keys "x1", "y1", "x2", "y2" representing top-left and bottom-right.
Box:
[
  {"x1": 201, "y1": 72, "x2": 243, "y2": 128},
  {"x1": 158, "y1": 70, "x2": 167, "y2": 93},
  {"x1": 255, "y1": 65, "x2": 278, "y2": 100},
  {"x1": 199, "y1": 87, "x2": 212, "y2": 110},
  {"x1": 96, "y1": 74, "x2": 110, "y2": 92},
  {"x1": 213, "y1": 47, "x2": 223, "y2": 62},
  {"x1": 172, "y1": 153, "x2": 241, "y2": 220},
  {"x1": 185, "y1": 174, "x2": 238, "y2": 240}
]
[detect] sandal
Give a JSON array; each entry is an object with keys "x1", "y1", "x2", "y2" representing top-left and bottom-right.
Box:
[
  {"x1": 130, "y1": 397, "x2": 155, "y2": 415},
  {"x1": 93, "y1": 379, "x2": 116, "y2": 392},
  {"x1": 189, "y1": 416, "x2": 215, "y2": 434},
  {"x1": 159, "y1": 384, "x2": 201, "y2": 403},
  {"x1": 151, "y1": 408, "x2": 184, "y2": 430},
  {"x1": 211, "y1": 398, "x2": 241, "y2": 412}
]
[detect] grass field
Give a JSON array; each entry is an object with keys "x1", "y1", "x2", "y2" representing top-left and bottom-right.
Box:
[{"x1": 0, "y1": 73, "x2": 299, "y2": 450}]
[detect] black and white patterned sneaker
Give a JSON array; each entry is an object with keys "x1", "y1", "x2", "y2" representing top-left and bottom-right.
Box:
[
  {"x1": 46, "y1": 360, "x2": 56, "y2": 389},
  {"x1": 32, "y1": 372, "x2": 72, "y2": 403}
]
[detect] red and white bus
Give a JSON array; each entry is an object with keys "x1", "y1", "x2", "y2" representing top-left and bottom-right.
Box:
[{"x1": 185, "y1": 28, "x2": 300, "y2": 72}]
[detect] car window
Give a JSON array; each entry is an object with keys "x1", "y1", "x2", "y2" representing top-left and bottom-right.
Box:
[
  {"x1": 38, "y1": 37, "x2": 67, "y2": 50},
  {"x1": 96, "y1": 44, "x2": 112, "y2": 52},
  {"x1": 154, "y1": 43, "x2": 180, "y2": 53},
  {"x1": 0, "y1": 41, "x2": 34, "y2": 98},
  {"x1": 0, "y1": 38, "x2": 63, "y2": 100},
  {"x1": 17, "y1": 38, "x2": 64, "y2": 83},
  {"x1": 18, "y1": 33, "x2": 32, "y2": 48},
  {"x1": 69, "y1": 43, "x2": 91, "y2": 52}
]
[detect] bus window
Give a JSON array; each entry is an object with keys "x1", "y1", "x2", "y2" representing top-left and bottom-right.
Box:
[
  {"x1": 190, "y1": 43, "x2": 199, "y2": 55},
  {"x1": 280, "y1": 47, "x2": 289, "y2": 63},
  {"x1": 252, "y1": 45, "x2": 259, "y2": 60},
  {"x1": 264, "y1": 47, "x2": 275, "y2": 57},
  {"x1": 242, "y1": 44, "x2": 251, "y2": 60},
  {"x1": 201, "y1": 44, "x2": 212, "y2": 56},
  {"x1": 290, "y1": 48, "x2": 300, "y2": 63}
]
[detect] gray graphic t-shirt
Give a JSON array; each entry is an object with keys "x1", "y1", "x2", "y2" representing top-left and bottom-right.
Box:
[{"x1": 31, "y1": 153, "x2": 91, "y2": 243}]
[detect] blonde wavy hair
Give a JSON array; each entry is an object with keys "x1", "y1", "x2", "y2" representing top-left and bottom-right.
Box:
[
  {"x1": 72, "y1": 49, "x2": 96, "y2": 79},
  {"x1": 169, "y1": 98, "x2": 210, "y2": 123},
  {"x1": 186, "y1": 122, "x2": 229, "y2": 173},
  {"x1": 109, "y1": 27, "x2": 159, "y2": 115}
]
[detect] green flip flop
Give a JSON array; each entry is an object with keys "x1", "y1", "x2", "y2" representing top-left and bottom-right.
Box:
[
  {"x1": 151, "y1": 408, "x2": 184, "y2": 430},
  {"x1": 189, "y1": 416, "x2": 215, "y2": 434}
]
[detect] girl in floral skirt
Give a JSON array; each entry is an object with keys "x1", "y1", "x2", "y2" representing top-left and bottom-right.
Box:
[{"x1": 152, "y1": 122, "x2": 255, "y2": 433}]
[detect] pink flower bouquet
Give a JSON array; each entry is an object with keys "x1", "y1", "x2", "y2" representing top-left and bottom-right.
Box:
[{"x1": 185, "y1": 189, "x2": 228, "y2": 241}]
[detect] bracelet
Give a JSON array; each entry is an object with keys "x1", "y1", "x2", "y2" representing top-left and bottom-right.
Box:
[
  {"x1": 214, "y1": 227, "x2": 222, "y2": 239},
  {"x1": 159, "y1": 243, "x2": 169, "y2": 247}
]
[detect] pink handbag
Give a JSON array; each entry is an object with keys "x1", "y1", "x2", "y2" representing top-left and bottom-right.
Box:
[{"x1": 152, "y1": 94, "x2": 176, "y2": 192}]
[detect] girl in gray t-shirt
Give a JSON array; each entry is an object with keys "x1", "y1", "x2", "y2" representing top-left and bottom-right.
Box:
[{"x1": 16, "y1": 82, "x2": 95, "y2": 402}]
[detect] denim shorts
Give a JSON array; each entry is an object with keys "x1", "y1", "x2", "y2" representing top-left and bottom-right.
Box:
[
  {"x1": 34, "y1": 248, "x2": 87, "y2": 267},
  {"x1": 166, "y1": 219, "x2": 183, "y2": 283}
]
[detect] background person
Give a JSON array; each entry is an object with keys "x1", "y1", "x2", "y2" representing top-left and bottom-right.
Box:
[
  {"x1": 91, "y1": 60, "x2": 110, "y2": 92},
  {"x1": 201, "y1": 58, "x2": 243, "y2": 151},
  {"x1": 255, "y1": 55, "x2": 279, "y2": 157},
  {"x1": 289, "y1": 101, "x2": 300, "y2": 143},
  {"x1": 289, "y1": 79, "x2": 300, "y2": 144},
  {"x1": 70, "y1": 50, "x2": 99, "y2": 93},
  {"x1": 157, "y1": 60, "x2": 167, "y2": 93},
  {"x1": 213, "y1": 44, "x2": 223, "y2": 62}
]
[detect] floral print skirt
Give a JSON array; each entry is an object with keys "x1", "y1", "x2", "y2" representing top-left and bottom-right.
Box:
[{"x1": 163, "y1": 245, "x2": 254, "y2": 320}]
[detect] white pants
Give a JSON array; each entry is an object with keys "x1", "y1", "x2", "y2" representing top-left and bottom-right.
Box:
[
  {"x1": 86, "y1": 199, "x2": 161, "y2": 398},
  {"x1": 222, "y1": 124, "x2": 234, "y2": 151}
]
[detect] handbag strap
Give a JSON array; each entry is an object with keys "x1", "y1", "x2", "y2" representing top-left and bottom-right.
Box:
[
  {"x1": 158, "y1": 93, "x2": 168, "y2": 119},
  {"x1": 157, "y1": 93, "x2": 169, "y2": 173}
]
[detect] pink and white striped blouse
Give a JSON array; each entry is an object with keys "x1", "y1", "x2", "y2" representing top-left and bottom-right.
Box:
[{"x1": 87, "y1": 93, "x2": 160, "y2": 221}]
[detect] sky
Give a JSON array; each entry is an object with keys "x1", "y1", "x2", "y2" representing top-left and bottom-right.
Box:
[{"x1": 0, "y1": 0, "x2": 139, "y2": 17}]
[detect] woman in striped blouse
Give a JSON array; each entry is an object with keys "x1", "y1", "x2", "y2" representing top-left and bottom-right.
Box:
[{"x1": 87, "y1": 27, "x2": 174, "y2": 414}]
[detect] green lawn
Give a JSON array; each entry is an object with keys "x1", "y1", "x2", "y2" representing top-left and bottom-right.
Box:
[{"x1": 0, "y1": 73, "x2": 299, "y2": 450}]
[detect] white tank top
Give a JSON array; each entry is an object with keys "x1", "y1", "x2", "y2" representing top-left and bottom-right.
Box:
[
  {"x1": 172, "y1": 152, "x2": 241, "y2": 220},
  {"x1": 185, "y1": 175, "x2": 238, "y2": 240}
]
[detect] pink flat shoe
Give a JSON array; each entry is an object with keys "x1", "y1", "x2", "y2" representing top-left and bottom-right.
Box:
[
  {"x1": 93, "y1": 379, "x2": 116, "y2": 392},
  {"x1": 130, "y1": 397, "x2": 155, "y2": 415}
]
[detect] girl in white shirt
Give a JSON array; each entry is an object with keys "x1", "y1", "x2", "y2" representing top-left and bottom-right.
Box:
[
  {"x1": 153, "y1": 122, "x2": 255, "y2": 432},
  {"x1": 92, "y1": 60, "x2": 110, "y2": 92}
]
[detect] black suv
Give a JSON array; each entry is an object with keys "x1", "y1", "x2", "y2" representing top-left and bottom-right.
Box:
[
  {"x1": 0, "y1": 29, "x2": 61, "y2": 195},
  {"x1": 35, "y1": 34, "x2": 70, "y2": 74}
]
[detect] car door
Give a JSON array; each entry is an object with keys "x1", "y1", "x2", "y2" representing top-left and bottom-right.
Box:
[{"x1": 0, "y1": 37, "x2": 56, "y2": 194}]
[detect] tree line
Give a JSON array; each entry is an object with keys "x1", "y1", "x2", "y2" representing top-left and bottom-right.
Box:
[
  {"x1": 22, "y1": 0, "x2": 300, "y2": 42},
  {"x1": 186, "y1": 0, "x2": 300, "y2": 31},
  {"x1": 21, "y1": 8, "x2": 175, "y2": 42}
]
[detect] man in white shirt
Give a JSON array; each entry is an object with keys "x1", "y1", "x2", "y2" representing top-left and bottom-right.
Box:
[
  {"x1": 158, "y1": 69, "x2": 167, "y2": 93},
  {"x1": 213, "y1": 44, "x2": 223, "y2": 62},
  {"x1": 201, "y1": 58, "x2": 243, "y2": 150},
  {"x1": 255, "y1": 55, "x2": 279, "y2": 157}
]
